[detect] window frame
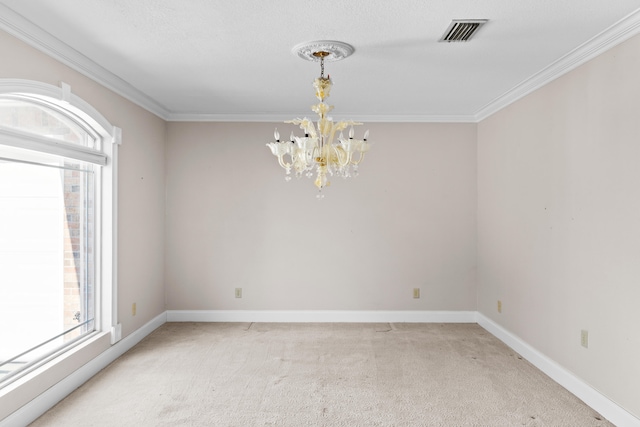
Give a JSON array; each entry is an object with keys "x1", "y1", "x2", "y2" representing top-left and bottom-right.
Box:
[{"x1": 0, "y1": 79, "x2": 121, "y2": 388}]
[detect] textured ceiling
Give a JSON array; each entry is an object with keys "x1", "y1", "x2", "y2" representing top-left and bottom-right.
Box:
[{"x1": 1, "y1": 0, "x2": 640, "y2": 121}]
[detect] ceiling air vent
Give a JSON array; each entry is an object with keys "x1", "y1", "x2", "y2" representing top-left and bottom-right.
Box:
[{"x1": 439, "y1": 19, "x2": 488, "y2": 42}]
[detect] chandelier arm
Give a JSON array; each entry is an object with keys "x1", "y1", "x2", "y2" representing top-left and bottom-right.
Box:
[
  {"x1": 277, "y1": 154, "x2": 293, "y2": 171},
  {"x1": 334, "y1": 121, "x2": 363, "y2": 167},
  {"x1": 290, "y1": 143, "x2": 303, "y2": 172},
  {"x1": 336, "y1": 120, "x2": 363, "y2": 129},
  {"x1": 332, "y1": 145, "x2": 349, "y2": 167},
  {"x1": 308, "y1": 125, "x2": 318, "y2": 140},
  {"x1": 287, "y1": 118, "x2": 318, "y2": 139},
  {"x1": 328, "y1": 123, "x2": 347, "y2": 167},
  {"x1": 266, "y1": 142, "x2": 294, "y2": 171},
  {"x1": 351, "y1": 151, "x2": 366, "y2": 166}
]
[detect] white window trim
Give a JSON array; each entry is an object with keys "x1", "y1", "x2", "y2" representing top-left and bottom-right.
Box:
[
  {"x1": 0, "y1": 79, "x2": 121, "y2": 352},
  {"x1": 0, "y1": 126, "x2": 107, "y2": 165}
]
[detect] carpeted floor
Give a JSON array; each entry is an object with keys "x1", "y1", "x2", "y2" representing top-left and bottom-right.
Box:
[{"x1": 30, "y1": 322, "x2": 611, "y2": 426}]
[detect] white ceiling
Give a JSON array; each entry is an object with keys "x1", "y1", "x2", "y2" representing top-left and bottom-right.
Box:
[{"x1": 1, "y1": 0, "x2": 640, "y2": 122}]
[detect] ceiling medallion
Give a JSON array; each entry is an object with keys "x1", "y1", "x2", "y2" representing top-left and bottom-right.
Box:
[
  {"x1": 267, "y1": 41, "x2": 370, "y2": 199},
  {"x1": 291, "y1": 40, "x2": 355, "y2": 62}
]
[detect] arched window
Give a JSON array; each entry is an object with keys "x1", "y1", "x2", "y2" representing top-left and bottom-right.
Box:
[
  {"x1": 0, "y1": 80, "x2": 120, "y2": 387},
  {"x1": 0, "y1": 97, "x2": 98, "y2": 147}
]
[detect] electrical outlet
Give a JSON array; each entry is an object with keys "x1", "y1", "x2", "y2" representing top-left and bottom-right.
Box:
[
  {"x1": 235, "y1": 288, "x2": 242, "y2": 298},
  {"x1": 581, "y1": 330, "x2": 588, "y2": 348},
  {"x1": 497, "y1": 300, "x2": 502, "y2": 313},
  {"x1": 132, "y1": 302, "x2": 137, "y2": 316},
  {"x1": 413, "y1": 288, "x2": 420, "y2": 299}
]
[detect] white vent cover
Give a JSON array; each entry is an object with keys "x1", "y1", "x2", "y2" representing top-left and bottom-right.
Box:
[{"x1": 439, "y1": 20, "x2": 488, "y2": 42}]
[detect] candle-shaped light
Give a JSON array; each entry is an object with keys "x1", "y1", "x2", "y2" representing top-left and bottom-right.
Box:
[
  {"x1": 349, "y1": 126, "x2": 354, "y2": 139},
  {"x1": 363, "y1": 130, "x2": 369, "y2": 141},
  {"x1": 274, "y1": 128, "x2": 280, "y2": 142}
]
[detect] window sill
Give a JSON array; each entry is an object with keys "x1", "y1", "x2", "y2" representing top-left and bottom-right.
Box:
[{"x1": 0, "y1": 331, "x2": 111, "y2": 420}]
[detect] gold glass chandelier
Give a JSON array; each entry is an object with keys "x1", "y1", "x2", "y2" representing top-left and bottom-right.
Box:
[{"x1": 266, "y1": 41, "x2": 370, "y2": 198}]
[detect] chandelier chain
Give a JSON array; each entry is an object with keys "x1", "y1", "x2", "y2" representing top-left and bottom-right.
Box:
[{"x1": 320, "y1": 57, "x2": 325, "y2": 79}]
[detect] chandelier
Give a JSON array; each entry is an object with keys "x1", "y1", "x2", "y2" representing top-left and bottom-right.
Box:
[{"x1": 266, "y1": 41, "x2": 371, "y2": 198}]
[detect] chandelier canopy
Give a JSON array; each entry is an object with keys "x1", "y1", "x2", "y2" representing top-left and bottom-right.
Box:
[{"x1": 266, "y1": 41, "x2": 370, "y2": 198}]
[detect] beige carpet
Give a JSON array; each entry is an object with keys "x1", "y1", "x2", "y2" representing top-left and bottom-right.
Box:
[{"x1": 30, "y1": 323, "x2": 611, "y2": 426}]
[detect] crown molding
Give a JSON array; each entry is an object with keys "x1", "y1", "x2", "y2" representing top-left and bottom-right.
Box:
[
  {"x1": 166, "y1": 112, "x2": 478, "y2": 123},
  {"x1": 0, "y1": 5, "x2": 472, "y2": 125},
  {"x1": 0, "y1": 4, "x2": 171, "y2": 120},
  {"x1": 474, "y1": 8, "x2": 640, "y2": 122},
  {"x1": 2, "y1": 3, "x2": 639, "y2": 124}
]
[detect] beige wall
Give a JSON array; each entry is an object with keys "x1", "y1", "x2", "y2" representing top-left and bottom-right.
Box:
[
  {"x1": 165, "y1": 122, "x2": 477, "y2": 311},
  {"x1": 0, "y1": 30, "x2": 166, "y2": 418},
  {"x1": 477, "y1": 34, "x2": 640, "y2": 418}
]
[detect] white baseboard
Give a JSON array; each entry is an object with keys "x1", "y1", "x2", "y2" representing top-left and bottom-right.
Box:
[
  {"x1": 165, "y1": 309, "x2": 478, "y2": 323},
  {"x1": 0, "y1": 312, "x2": 167, "y2": 427},
  {"x1": 477, "y1": 313, "x2": 640, "y2": 427},
  {"x1": 4, "y1": 310, "x2": 638, "y2": 427}
]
